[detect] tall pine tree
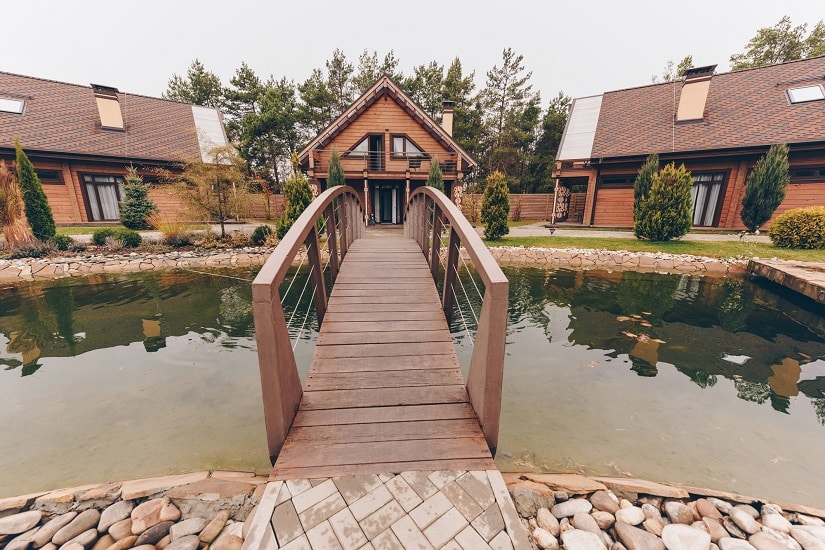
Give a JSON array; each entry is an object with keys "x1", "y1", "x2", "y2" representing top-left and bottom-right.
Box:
[
  {"x1": 481, "y1": 171, "x2": 510, "y2": 240},
  {"x1": 15, "y1": 140, "x2": 55, "y2": 241},
  {"x1": 633, "y1": 153, "x2": 659, "y2": 238},
  {"x1": 327, "y1": 149, "x2": 344, "y2": 187}
]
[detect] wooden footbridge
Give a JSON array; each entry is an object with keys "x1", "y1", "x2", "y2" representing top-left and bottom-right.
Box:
[{"x1": 251, "y1": 186, "x2": 509, "y2": 477}]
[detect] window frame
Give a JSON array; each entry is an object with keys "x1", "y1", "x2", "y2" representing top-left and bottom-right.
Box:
[
  {"x1": 789, "y1": 167, "x2": 825, "y2": 183},
  {"x1": 0, "y1": 97, "x2": 26, "y2": 114},
  {"x1": 597, "y1": 174, "x2": 635, "y2": 189},
  {"x1": 80, "y1": 173, "x2": 126, "y2": 221},
  {"x1": 35, "y1": 170, "x2": 63, "y2": 185},
  {"x1": 787, "y1": 84, "x2": 825, "y2": 104},
  {"x1": 390, "y1": 134, "x2": 428, "y2": 159}
]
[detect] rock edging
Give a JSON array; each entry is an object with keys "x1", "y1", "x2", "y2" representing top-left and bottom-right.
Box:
[
  {"x1": 0, "y1": 470, "x2": 267, "y2": 549},
  {"x1": 505, "y1": 472, "x2": 825, "y2": 550}
]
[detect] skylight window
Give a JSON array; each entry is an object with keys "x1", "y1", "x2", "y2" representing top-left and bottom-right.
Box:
[
  {"x1": 0, "y1": 97, "x2": 25, "y2": 114},
  {"x1": 787, "y1": 84, "x2": 825, "y2": 104}
]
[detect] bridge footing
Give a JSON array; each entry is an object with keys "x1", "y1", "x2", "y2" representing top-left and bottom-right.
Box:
[{"x1": 243, "y1": 469, "x2": 530, "y2": 549}]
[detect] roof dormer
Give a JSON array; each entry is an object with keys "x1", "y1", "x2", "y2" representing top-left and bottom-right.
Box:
[
  {"x1": 676, "y1": 65, "x2": 716, "y2": 123},
  {"x1": 92, "y1": 84, "x2": 124, "y2": 130}
]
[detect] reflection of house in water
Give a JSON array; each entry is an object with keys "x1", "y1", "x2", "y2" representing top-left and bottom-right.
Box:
[{"x1": 0, "y1": 272, "x2": 255, "y2": 368}]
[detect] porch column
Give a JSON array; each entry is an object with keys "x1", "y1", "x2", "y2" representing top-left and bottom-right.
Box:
[{"x1": 363, "y1": 176, "x2": 369, "y2": 225}]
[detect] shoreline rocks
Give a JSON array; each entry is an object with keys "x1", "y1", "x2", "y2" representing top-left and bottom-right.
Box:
[
  {"x1": 505, "y1": 472, "x2": 825, "y2": 550},
  {"x1": 0, "y1": 470, "x2": 265, "y2": 549}
]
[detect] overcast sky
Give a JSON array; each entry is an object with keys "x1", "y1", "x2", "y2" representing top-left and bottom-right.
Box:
[{"x1": 4, "y1": 1, "x2": 823, "y2": 105}]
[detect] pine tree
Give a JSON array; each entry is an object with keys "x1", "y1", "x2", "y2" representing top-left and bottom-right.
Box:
[
  {"x1": 327, "y1": 150, "x2": 344, "y2": 187},
  {"x1": 15, "y1": 140, "x2": 56, "y2": 241},
  {"x1": 633, "y1": 153, "x2": 659, "y2": 238},
  {"x1": 427, "y1": 157, "x2": 444, "y2": 193},
  {"x1": 277, "y1": 171, "x2": 314, "y2": 238},
  {"x1": 634, "y1": 163, "x2": 693, "y2": 241},
  {"x1": 740, "y1": 143, "x2": 789, "y2": 232},
  {"x1": 480, "y1": 171, "x2": 510, "y2": 240},
  {"x1": 119, "y1": 166, "x2": 158, "y2": 229}
]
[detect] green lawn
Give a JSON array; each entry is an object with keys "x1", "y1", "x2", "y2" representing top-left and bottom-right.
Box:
[{"x1": 485, "y1": 235, "x2": 825, "y2": 263}]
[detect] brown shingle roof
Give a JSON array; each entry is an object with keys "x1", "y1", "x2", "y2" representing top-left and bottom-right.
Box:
[
  {"x1": 591, "y1": 56, "x2": 825, "y2": 159},
  {"x1": 0, "y1": 71, "x2": 205, "y2": 162}
]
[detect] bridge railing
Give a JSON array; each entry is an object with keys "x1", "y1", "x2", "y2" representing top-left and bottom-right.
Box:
[
  {"x1": 252, "y1": 186, "x2": 365, "y2": 463},
  {"x1": 405, "y1": 186, "x2": 509, "y2": 454}
]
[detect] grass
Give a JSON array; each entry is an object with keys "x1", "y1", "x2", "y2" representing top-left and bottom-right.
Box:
[{"x1": 485, "y1": 235, "x2": 825, "y2": 263}]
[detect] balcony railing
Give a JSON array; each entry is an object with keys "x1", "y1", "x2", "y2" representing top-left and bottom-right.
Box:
[{"x1": 309, "y1": 149, "x2": 460, "y2": 176}]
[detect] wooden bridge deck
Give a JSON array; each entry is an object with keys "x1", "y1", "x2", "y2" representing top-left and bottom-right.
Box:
[{"x1": 271, "y1": 236, "x2": 495, "y2": 480}]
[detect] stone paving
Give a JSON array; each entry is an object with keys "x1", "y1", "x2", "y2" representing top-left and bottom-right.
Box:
[{"x1": 243, "y1": 470, "x2": 531, "y2": 549}]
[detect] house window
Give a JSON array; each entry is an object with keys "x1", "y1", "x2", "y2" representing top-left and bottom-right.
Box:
[
  {"x1": 92, "y1": 84, "x2": 124, "y2": 130},
  {"x1": 36, "y1": 170, "x2": 63, "y2": 185},
  {"x1": 82, "y1": 174, "x2": 125, "y2": 221},
  {"x1": 346, "y1": 135, "x2": 384, "y2": 170},
  {"x1": 787, "y1": 85, "x2": 825, "y2": 104},
  {"x1": 790, "y1": 167, "x2": 825, "y2": 182},
  {"x1": 391, "y1": 136, "x2": 425, "y2": 158},
  {"x1": 597, "y1": 175, "x2": 635, "y2": 188},
  {"x1": 0, "y1": 97, "x2": 25, "y2": 114},
  {"x1": 691, "y1": 173, "x2": 725, "y2": 227}
]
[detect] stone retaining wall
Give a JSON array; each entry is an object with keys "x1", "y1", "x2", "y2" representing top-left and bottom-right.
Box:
[{"x1": 0, "y1": 246, "x2": 750, "y2": 283}]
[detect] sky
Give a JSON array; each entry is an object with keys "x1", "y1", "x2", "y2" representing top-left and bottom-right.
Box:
[{"x1": 3, "y1": 1, "x2": 824, "y2": 105}]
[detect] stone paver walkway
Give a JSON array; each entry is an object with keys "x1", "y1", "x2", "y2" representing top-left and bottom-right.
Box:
[{"x1": 243, "y1": 470, "x2": 530, "y2": 549}]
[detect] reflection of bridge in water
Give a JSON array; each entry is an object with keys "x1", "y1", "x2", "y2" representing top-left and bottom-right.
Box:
[{"x1": 245, "y1": 186, "x2": 531, "y2": 548}]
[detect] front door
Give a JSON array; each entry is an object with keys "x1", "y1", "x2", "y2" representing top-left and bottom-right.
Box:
[{"x1": 373, "y1": 185, "x2": 400, "y2": 224}]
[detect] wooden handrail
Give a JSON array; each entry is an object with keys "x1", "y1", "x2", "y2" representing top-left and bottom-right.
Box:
[
  {"x1": 404, "y1": 186, "x2": 509, "y2": 455},
  {"x1": 252, "y1": 186, "x2": 365, "y2": 463}
]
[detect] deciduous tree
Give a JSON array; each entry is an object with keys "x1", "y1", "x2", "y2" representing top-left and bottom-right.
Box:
[
  {"x1": 740, "y1": 143, "x2": 789, "y2": 232},
  {"x1": 730, "y1": 16, "x2": 825, "y2": 70},
  {"x1": 15, "y1": 140, "x2": 55, "y2": 241}
]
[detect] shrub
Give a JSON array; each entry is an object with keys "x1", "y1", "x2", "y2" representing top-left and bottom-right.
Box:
[
  {"x1": 15, "y1": 140, "x2": 56, "y2": 241},
  {"x1": 634, "y1": 162, "x2": 693, "y2": 241},
  {"x1": 228, "y1": 231, "x2": 250, "y2": 247},
  {"x1": 8, "y1": 240, "x2": 56, "y2": 259},
  {"x1": 741, "y1": 143, "x2": 789, "y2": 232},
  {"x1": 251, "y1": 224, "x2": 274, "y2": 245},
  {"x1": 481, "y1": 171, "x2": 510, "y2": 240},
  {"x1": 427, "y1": 156, "x2": 444, "y2": 193},
  {"x1": 633, "y1": 153, "x2": 658, "y2": 233},
  {"x1": 92, "y1": 228, "x2": 141, "y2": 248},
  {"x1": 0, "y1": 159, "x2": 34, "y2": 246},
  {"x1": 49, "y1": 234, "x2": 74, "y2": 251},
  {"x1": 327, "y1": 149, "x2": 344, "y2": 187},
  {"x1": 769, "y1": 206, "x2": 825, "y2": 249},
  {"x1": 162, "y1": 233, "x2": 193, "y2": 248},
  {"x1": 277, "y1": 171, "x2": 313, "y2": 239},
  {"x1": 119, "y1": 166, "x2": 158, "y2": 229}
]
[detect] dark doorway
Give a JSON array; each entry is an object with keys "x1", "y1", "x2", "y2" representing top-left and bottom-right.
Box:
[
  {"x1": 380, "y1": 188, "x2": 393, "y2": 223},
  {"x1": 369, "y1": 135, "x2": 384, "y2": 171}
]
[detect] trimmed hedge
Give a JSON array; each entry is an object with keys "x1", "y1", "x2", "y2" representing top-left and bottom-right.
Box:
[
  {"x1": 769, "y1": 206, "x2": 825, "y2": 249},
  {"x1": 92, "y1": 228, "x2": 142, "y2": 248}
]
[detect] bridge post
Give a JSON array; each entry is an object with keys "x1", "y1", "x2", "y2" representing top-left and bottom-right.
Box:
[
  {"x1": 430, "y1": 205, "x2": 442, "y2": 282},
  {"x1": 419, "y1": 197, "x2": 430, "y2": 254},
  {"x1": 304, "y1": 226, "x2": 328, "y2": 324},
  {"x1": 442, "y1": 227, "x2": 460, "y2": 323},
  {"x1": 325, "y1": 204, "x2": 339, "y2": 283},
  {"x1": 339, "y1": 196, "x2": 349, "y2": 260}
]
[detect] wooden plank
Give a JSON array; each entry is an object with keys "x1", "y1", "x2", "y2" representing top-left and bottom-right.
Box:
[
  {"x1": 331, "y1": 289, "x2": 439, "y2": 297},
  {"x1": 272, "y1": 458, "x2": 495, "y2": 481},
  {"x1": 274, "y1": 437, "x2": 491, "y2": 469},
  {"x1": 330, "y1": 295, "x2": 439, "y2": 304},
  {"x1": 321, "y1": 311, "x2": 445, "y2": 322},
  {"x1": 317, "y1": 330, "x2": 451, "y2": 346},
  {"x1": 326, "y1": 302, "x2": 442, "y2": 313},
  {"x1": 309, "y1": 354, "x2": 460, "y2": 373},
  {"x1": 313, "y1": 341, "x2": 455, "y2": 358},
  {"x1": 306, "y1": 369, "x2": 464, "y2": 390},
  {"x1": 300, "y1": 385, "x2": 468, "y2": 410},
  {"x1": 284, "y1": 419, "x2": 483, "y2": 444},
  {"x1": 321, "y1": 320, "x2": 447, "y2": 332},
  {"x1": 292, "y1": 403, "x2": 477, "y2": 427}
]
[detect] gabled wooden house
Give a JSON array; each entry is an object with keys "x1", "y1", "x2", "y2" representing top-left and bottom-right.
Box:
[
  {"x1": 298, "y1": 76, "x2": 476, "y2": 224},
  {"x1": 0, "y1": 71, "x2": 227, "y2": 224},
  {"x1": 554, "y1": 56, "x2": 825, "y2": 229}
]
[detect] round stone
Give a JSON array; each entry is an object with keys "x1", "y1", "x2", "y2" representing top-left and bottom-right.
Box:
[
  {"x1": 551, "y1": 498, "x2": 592, "y2": 519},
  {"x1": 616, "y1": 507, "x2": 645, "y2": 526},
  {"x1": 533, "y1": 527, "x2": 559, "y2": 550},
  {"x1": 662, "y1": 524, "x2": 711, "y2": 550}
]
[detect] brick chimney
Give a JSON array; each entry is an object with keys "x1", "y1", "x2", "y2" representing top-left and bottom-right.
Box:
[{"x1": 441, "y1": 100, "x2": 455, "y2": 136}]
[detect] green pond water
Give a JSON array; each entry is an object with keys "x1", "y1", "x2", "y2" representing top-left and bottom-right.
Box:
[{"x1": 1, "y1": 266, "x2": 824, "y2": 508}]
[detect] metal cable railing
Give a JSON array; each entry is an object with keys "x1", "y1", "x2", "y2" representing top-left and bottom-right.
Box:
[{"x1": 403, "y1": 186, "x2": 509, "y2": 454}]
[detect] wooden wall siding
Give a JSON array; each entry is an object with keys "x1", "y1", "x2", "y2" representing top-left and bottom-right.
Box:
[
  {"x1": 41, "y1": 182, "x2": 76, "y2": 224},
  {"x1": 592, "y1": 188, "x2": 634, "y2": 227},
  {"x1": 317, "y1": 96, "x2": 457, "y2": 175},
  {"x1": 462, "y1": 194, "x2": 555, "y2": 221}
]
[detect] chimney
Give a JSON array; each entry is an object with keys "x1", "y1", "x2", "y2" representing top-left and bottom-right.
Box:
[
  {"x1": 441, "y1": 100, "x2": 455, "y2": 136},
  {"x1": 676, "y1": 65, "x2": 716, "y2": 123}
]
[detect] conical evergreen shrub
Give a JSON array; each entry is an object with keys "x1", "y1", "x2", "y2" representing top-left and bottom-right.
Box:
[
  {"x1": 119, "y1": 166, "x2": 158, "y2": 229},
  {"x1": 15, "y1": 140, "x2": 55, "y2": 241},
  {"x1": 481, "y1": 170, "x2": 510, "y2": 240},
  {"x1": 634, "y1": 162, "x2": 693, "y2": 241},
  {"x1": 740, "y1": 143, "x2": 789, "y2": 232}
]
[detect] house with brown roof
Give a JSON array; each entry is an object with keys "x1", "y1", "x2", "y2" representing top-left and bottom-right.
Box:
[
  {"x1": 553, "y1": 56, "x2": 825, "y2": 229},
  {"x1": 298, "y1": 75, "x2": 476, "y2": 224},
  {"x1": 0, "y1": 71, "x2": 227, "y2": 224}
]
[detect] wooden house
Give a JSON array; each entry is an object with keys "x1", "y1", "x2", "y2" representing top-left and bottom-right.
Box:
[
  {"x1": 0, "y1": 71, "x2": 227, "y2": 224},
  {"x1": 298, "y1": 76, "x2": 476, "y2": 224},
  {"x1": 554, "y1": 56, "x2": 825, "y2": 229}
]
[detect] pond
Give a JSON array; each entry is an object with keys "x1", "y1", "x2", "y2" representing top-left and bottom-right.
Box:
[{"x1": 1, "y1": 265, "x2": 824, "y2": 508}]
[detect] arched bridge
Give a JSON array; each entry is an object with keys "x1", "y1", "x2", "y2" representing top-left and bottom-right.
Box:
[{"x1": 251, "y1": 186, "x2": 509, "y2": 479}]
